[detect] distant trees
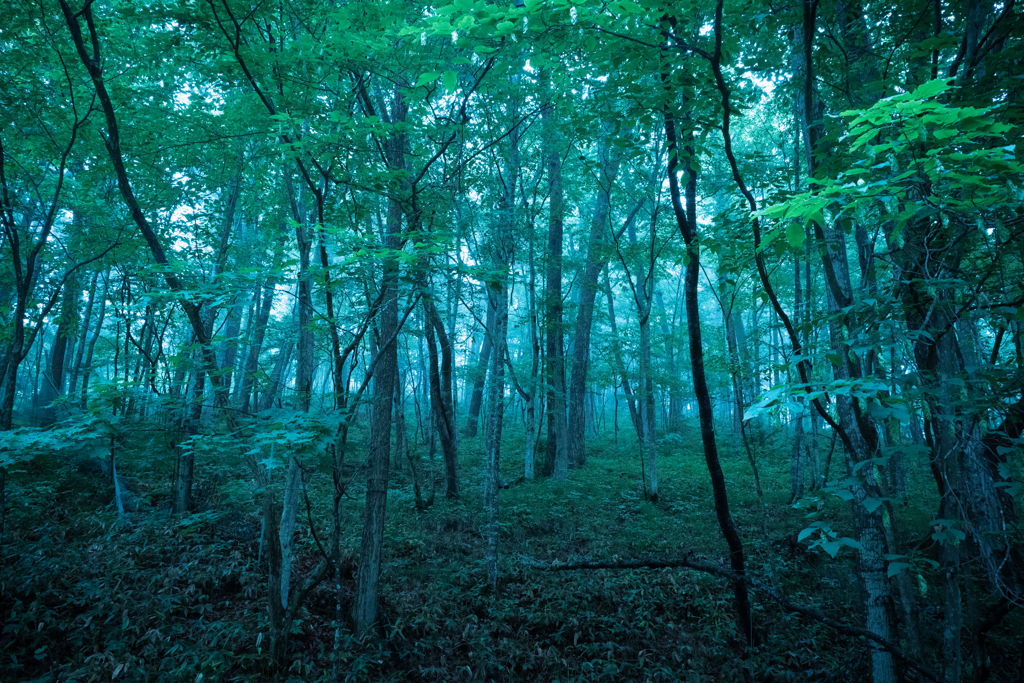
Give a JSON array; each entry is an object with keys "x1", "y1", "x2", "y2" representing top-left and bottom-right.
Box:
[{"x1": 1, "y1": 0, "x2": 1020, "y2": 678}]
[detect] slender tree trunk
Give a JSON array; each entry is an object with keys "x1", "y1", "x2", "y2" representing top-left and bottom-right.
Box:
[
  {"x1": 654, "y1": 291, "x2": 683, "y2": 432},
  {"x1": 485, "y1": 102, "x2": 518, "y2": 587},
  {"x1": 484, "y1": 286, "x2": 508, "y2": 589},
  {"x1": 424, "y1": 297, "x2": 458, "y2": 498},
  {"x1": 235, "y1": 293, "x2": 257, "y2": 403},
  {"x1": 174, "y1": 345, "x2": 206, "y2": 513},
  {"x1": 464, "y1": 294, "x2": 495, "y2": 437},
  {"x1": 604, "y1": 272, "x2": 642, "y2": 439},
  {"x1": 242, "y1": 231, "x2": 285, "y2": 413},
  {"x1": 34, "y1": 327, "x2": 48, "y2": 421},
  {"x1": 261, "y1": 340, "x2": 294, "y2": 412},
  {"x1": 790, "y1": 253, "x2": 805, "y2": 503},
  {"x1": 79, "y1": 277, "x2": 108, "y2": 408},
  {"x1": 68, "y1": 270, "x2": 99, "y2": 399},
  {"x1": 219, "y1": 299, "x2": 243, "y2": 398},
  {"x1": 566, "y1": 121, "x2": 627, "y2": 469},
  {"x1": 448, "y1": 204, "x2": 467, "y2": 426},
  {"x1": 805, "y1": 232, "x2": 822, "y2": 491},
  {"x1": 793, "y1": 5, "x2": 896, "y2": 678},
  {"x1": 624, "y1": 196, "x2": 658, "y2": 500},
  {"x1": 729, "y1": 332, "x2": 745, "y2": 434},
  {"x1": 524, "y1": 217, "x2": 541, "y2": 479},
  {"x1": 290, "y1": 178, "x2": 315, "y2": 413},
  {"x1": 40, "y1": 274, "x2": 78, "y2": 424},
  {"x1": 353, "y1": 85, "x2": 406, "y2": 636},
  {"x1": 640, "y1": 318, "x2": 657, "y2": 500},
  {"x1": 542, "y1": 76, "x2": 568, "y2": 479},
  {"x1": 665, "y1": 106, "x2": 754, "y2": 647}
]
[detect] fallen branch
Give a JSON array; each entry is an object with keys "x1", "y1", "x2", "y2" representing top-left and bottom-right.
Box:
[{"x1": 523, "y1": 554, "x2": 945, "y2": 683}]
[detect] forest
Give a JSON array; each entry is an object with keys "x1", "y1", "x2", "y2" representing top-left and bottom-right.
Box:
[{"x1": 1, "y1": 0, "x2": 1022, "y2": 681}]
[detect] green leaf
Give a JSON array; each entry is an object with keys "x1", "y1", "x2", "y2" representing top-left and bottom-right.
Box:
[
  {"x1": 862, "y1": 496, "x2": 885, "y2": 513},
  {"x1": 785, "y1": 222, "x2": 805, "y2": 249},
  {"x1": 415, "y1": 71, "x2": 441, "y2": 87},
  {"x1": 443, "y1": 70, "x2": 458, "y2": 92},
  {"x1": 821, "y1": 541, "x2": 841, "y2": 558},
  {"x1": 887, "y1": 561, "x2": 911, "y2": 578},
  {"x1": 910, "y1": 79, "x2": 951, "y2": 100},
  {"x1": 839, "y1": 537, "x2": 864, "y2": 551}
]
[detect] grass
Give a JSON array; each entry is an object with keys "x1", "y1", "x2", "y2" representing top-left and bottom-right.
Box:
[{"x1": 0, "y1": 411, "x2": 1020, "y2": 682}]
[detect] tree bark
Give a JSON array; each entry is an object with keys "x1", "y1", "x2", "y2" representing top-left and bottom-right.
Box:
[
  {"x1": 654, "y1": 291, "x2": 683, "y2": 432},
  {"x1": 566, "y1": 121, "x2": 627, "y2": 469},
  {"x1": 665, "y1": 107, "x2": 754, "y2": 647},
  {"x1": 790, "y1": 253, "x2": 805, "y2": 503},
  {"x1": 288, "y1": 175, "x2": 315, "y2": 413},
  {"x1": 79, "y1": 276, "x2": 108, "y2": 408},
  {"x1": 464, "y1": 293, "x2": 495, "y2": 438},
  {"x1": 484, "y1": 283, "x2": 509, "y2": 589},
  {"x1": 603, "y1": 272, "x2": 642, "y2": 440},
  {"x1": 424, "y1": 296, "x2": 458, "y2": 498},
  {"x1": 353, "y1": 84, "x2": 406, "y2": 636},
  {"x1": 484, "y1": 102, "x2": 517, "y2": 588},
  {"x1": 242, "y1": 229, "x2": 286, "y2": 413},
  {"x1": 524, "y1": 214, "x2": 541, "y2": 479},
  {"x1": 541, "y1": 73, "x2": 567, "y2": 479},
  {"x1": 67, "y1": 270, "x2": 100, "y2": 398},
  {"x1": 39, "y1": 274, "x2": 79, "y2": 424},
  {"x1": 260, "y1": 340, "x2": 294, "y2": 412}
]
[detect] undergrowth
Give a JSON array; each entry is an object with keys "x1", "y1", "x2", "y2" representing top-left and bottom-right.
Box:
[{"x1": 1, "y1": 417, "x2": 1020, "y2": 682}]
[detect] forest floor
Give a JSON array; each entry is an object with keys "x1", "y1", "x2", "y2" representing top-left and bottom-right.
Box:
[{"x1": 1, "y1": 416, "x2": 1021, "y2": 682}]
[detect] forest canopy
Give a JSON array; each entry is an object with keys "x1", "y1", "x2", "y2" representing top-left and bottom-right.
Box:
[{"x1": 1, "y1": 0, "x2": 1023, "y2": 681}]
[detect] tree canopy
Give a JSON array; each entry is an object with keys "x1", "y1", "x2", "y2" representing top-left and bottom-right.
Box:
[{"x1": 2, "y1": 1, "x2": 1023, "y2": 681}]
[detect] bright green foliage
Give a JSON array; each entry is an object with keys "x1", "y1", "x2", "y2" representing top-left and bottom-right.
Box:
[
  {"x1": 2, "y1": 0, "x2": 1023, "y2": 681},
  {"x1": 762, "y1": 80, "x2": 1023, "y2": 240}
]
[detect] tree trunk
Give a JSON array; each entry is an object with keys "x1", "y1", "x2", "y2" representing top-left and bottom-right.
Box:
[
  {"x1": 524, "y1": 213, "x2": 541, "y2": 480},
  {"x1": 353, "y1": 85, "x2": 406, "y2": 636},
  {"x1": 794, "y1": 5, "x2": 897, "y2": 678},
  {"x1": 68, "y1": 270, "x2": 99, "y2": 400},
  {"x1": 219, "y1": 299, "x2": 243, "y2": 398},
  {"x1": 790, "y1": 253, "x2": 805, "y2": 503},
  {"x1": 654, "y1": 291, "x2": 683, "y2": 433},
  {"x1": 278, "y1": 456, "x2": 302, "y2": 613},
  {"x1": 666, "y1": 105, "x2": 754, "y2": 647},
  {"x1": 79, "y1": 277, "x2": 108, "y2": 408},
  {"x1": 242, "y1": 231, "x2": 286, "y2": 413},
  {"x1": 424, "y1": 297, "x2": 458, "y2": 498},
  {"x1": 566, "y1": 121, "x2": 627, "y2": 469},
  {"x1": 290, "y1": 177, "x2": 315, "y2": 413},
  {"x1": 39, "y1": 274, "x2": 78, "y2": 424},
  {"x1": 260, "y1": 340, "x2": 294, "y2": 412},
  {"x1": 261, "y1": 450, "x2": 332, "y2": 668},
  {"x1": 623, "y1": 195, "x2": 658, "y2": 500},
  {"x1": 604, "y1": 272, "x2": 642, "y2": 440},
  {"x1": 542, "y1": 73, "x2": 567, "y2": 479},
  {"x1": 174, "y1": 347, "x2": 205, "y2": 513},
  {"x1": 484, "y1": 284, "x2": 508, "y2": 589},
  {"x1": 484, "y1": 100, "x2": 517, "y2": 588},
  {"x1": 464, "y1": 293, "x2": 495, "y2": 438}
]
